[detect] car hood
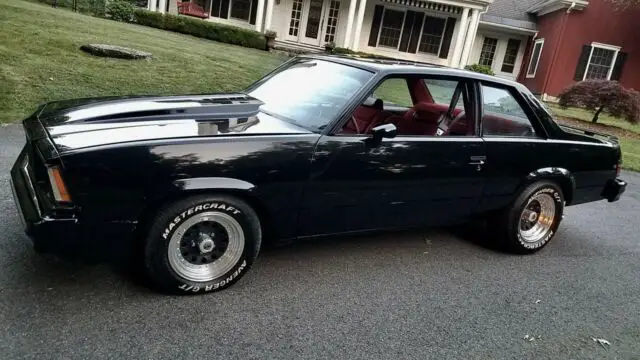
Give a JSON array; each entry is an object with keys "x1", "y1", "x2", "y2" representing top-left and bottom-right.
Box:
[{"x1": 34, "y1": 94, "x2": 313, "y2": 153}]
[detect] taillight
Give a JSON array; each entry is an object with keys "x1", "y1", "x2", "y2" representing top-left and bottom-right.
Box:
[
  {"x1": 47, "y1": 166, "x2": 72, "y2": 203},
  {"x1": 616, "y1": 162, "x2": 621, "y2": 177}
]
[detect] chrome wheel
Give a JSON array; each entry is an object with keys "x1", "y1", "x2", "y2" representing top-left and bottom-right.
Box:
[
  {"x1": 519, "y1": 193, "x2": 556, "y2": 243},
  {"x1": 168, "y1": 212, "x2": 245, "y2": 282}
]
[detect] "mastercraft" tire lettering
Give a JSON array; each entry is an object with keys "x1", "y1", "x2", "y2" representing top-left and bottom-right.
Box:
[
  {"x1": 178, "y1": 260, "x2": 247, "y2": 292},
  {"x1": 162, "y1": 203, "x2": 242, "y2": 239}
]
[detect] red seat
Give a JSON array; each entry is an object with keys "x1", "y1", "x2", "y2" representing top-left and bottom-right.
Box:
[
  {"x1": 343, "y1": 99, "x2": 386, "y2": 134},
  {"x1": 396, "y1": 102, "x2": 464, "y2": 136},
  {"x1": 177, "y1": 1, "x2": 209, "y2": 18}
]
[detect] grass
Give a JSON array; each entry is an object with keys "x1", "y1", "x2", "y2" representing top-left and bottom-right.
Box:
[
  {"x1": 544, "y1": 103, "x2": 640, "y2": 172},
  {"x1": 0, "y1": 0, "x2": 286, "y2": 124},
  {"x1": 546, "y1": 103, "x2": 640, "y2": 135}
]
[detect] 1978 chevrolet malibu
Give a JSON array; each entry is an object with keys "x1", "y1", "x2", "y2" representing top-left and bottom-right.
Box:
[{"x1": 10, "y1": 55, "x2": 627, "y2": 294}]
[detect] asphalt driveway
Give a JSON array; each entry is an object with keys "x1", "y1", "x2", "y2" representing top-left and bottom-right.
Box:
[{"x1": 1, "y1": 123, "x2": 639, "y2": 360}]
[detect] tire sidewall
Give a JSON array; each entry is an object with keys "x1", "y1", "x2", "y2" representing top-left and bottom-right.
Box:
[
  {"x1": 512, "y1": 183, "x2": 564, "y2": 251},
  {"x1": 147, "y1": 197, "x2": 259, "y2": 294}
]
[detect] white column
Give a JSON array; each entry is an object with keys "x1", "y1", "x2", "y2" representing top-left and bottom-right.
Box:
[
  {"x1": 449, "y1": 7, "x2": 469, "y2": 68},
  {"x1": 351, "y1": 0, "x2": 367, "y2": 51},
  {"x1": 255, "y1": 0, "x2": 265, "y2": 32},
  {"x1": 147, "y1": 0, "x2": 155, "y2": 11},
  {"x1": 264, "y1": 0, "x2": 275, "y2": 32},
  {"x1": 158, "y1": 0, "x2": 166, "y2": 13},
  {"x1": 458, "y1": 9, "x2": 480, "y2": 68},
  {"x1": 342, "y1": 0, "x2": 358, "y2": 48}
]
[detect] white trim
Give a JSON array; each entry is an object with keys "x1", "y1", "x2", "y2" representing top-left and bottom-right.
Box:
[
  {"x1": 450, "y1": 7, "x2": 469, "y2": 68},
  {"x1": 583, "y1": 42, "x2": 621, "y2": 81},
  {"x1": 526, "y1": 38, "x2": 544, "y2": 79},
  {"x1": 478, "y1": 21, "x2": 537, "y2": 35}
]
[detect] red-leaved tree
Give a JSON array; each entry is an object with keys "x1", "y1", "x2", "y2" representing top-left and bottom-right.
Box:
[{"x1": 558, "y1": 80, "x2": 640, "y2": 123}]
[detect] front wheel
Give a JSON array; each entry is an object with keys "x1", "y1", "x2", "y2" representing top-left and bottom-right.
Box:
[
  {"x1": 143, "y1": 195, "x2": 261, "y2": 294},
  {"x1": 495, "y1": 181, "x2": 565, "y2": 254}
]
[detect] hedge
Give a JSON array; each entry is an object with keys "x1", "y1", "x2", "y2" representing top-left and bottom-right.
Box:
[{"x1": 133, "y1": 9, "x2": 266, "y2": 50}]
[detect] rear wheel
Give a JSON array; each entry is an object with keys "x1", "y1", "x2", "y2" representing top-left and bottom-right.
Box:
[
  {"x1": 494, "y1": 181, "x2": 564, "y2": 254},
  {"x1": 143, "y1": 195, "x2": 261, "y2": 294}
]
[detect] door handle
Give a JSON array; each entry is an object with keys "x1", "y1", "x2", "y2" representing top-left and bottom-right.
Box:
[
  {"x1": 468, "y1": 156, "x2": 486, "y2": 171},
  {"x1": 468, "y1": 160, "x2": 485, "y2": 166}
]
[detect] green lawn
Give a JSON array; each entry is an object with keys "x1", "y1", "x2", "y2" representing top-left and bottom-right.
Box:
[
  {"x1": 546, "y1": 103, "x2": 640, "y2": 135},
  {"x1": 0, "y1": 0, "x2": 286, "y2": 124}
]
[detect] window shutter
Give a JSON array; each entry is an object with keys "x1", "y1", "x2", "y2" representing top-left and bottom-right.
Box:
[
  {"x1": 438, "y1": 17, "x2": 456, "y2": 59},
  {"x1": 368, "y1": 5, "x2": 384, "y2": 47},
  {"x1": 399, "y1": 11, "x2": 417, "y2": 52},
  {"x1": 211, "y1": 0, "x2": 221, "y2": 17},
  {"x1": 220, "y1": 0, "x2": 230, "y2": 19},
  {"x1": 610, "y1": 52, "x2": 627, "y2": 81},
  {"x1": 574, "y1": 45, "x2": 592, "y2": 81},
  {"x1": 249, "y1": 0, "x2": 258, "y2": 25},
  {"x1": 407, "y1": 13, "x2": 424, "y2": 54}
]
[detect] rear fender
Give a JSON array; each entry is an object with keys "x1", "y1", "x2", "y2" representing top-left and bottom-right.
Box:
[{"x1": 523, "y1": 167, "x2": 575, "y2": 205}]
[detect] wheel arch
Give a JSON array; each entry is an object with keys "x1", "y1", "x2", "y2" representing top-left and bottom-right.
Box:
[
  {"x1": 524, "y1": 167, "x2": 575, "y2": 205},
  {"x1": 134, "y1": 177, "x2": 274, "y2": 251}
]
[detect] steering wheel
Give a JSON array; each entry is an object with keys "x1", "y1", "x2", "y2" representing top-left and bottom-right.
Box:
[{"x1": 350, "y1": 115, "x2": 361, "y2": 134}]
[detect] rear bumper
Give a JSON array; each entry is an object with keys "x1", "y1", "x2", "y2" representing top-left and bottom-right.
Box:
[{"x1": 602, "y1": 178, "x2": 627, "y2": 203}]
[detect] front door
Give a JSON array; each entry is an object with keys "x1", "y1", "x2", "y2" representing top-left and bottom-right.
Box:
[
  {"x1": 297, "y1": 136, "x2": 486, "y2": 236},
  {"x1": 287, "y1": 0, "x2": 341, "y2": 45}
]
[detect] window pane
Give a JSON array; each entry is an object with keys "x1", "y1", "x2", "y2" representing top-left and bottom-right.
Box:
[
  {"x1": 501, "y1": 39, "x2": 521, "y2": 73},
  {"x1": 527, "y1": 41, "x2": 543, "y2": 76},
  {"x1": 373, "y1": 79, "x2": 413, "y2": 107},
  {"x1": 378, "y1": 9, "x2": 404, "y2": 48},
  {"x1": 288, "y1": 0, "x2": 303, "y2": 36},
  {"x1": 230, "y1": 0, "x2": 251, "y2": 20},
  {"x1": 424, "y1": 79, "x2": 462, "y2": 107},
  {"x1": 418, "y1": 16, "x2": 446, "y2": 55},
  {"x1": 479, "y1": 38, "x2": 498, "y2": 67},
  {"x1": 585, "y1": 47, "x2": 615, "y2": 80},
  {"x1": 482, "y1": 85, "x2": 537, "y2": 137}
]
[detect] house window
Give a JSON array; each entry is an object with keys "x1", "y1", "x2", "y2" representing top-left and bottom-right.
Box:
[
  {"x1": 526, "y1": 39, "x2": 544, "y2": 78},
  {"x1": 324, "y1": 0, "x2": 340, "y2": 43},
  {"x1": 229, "y1": 0, "x2": 251, "y2": 20},
  {"x1": 585, "y1": 44, "x2": 619, "y2": 80},
  {"x1": 288, "y1": 0, "x2": 303, "y2": 36},
  {"x1": 479, "y1": 37, "x2": 498, "y2": 67},
  {"x1": 378, "y1": 9, "x2": 404, "y2": 48},
  {"x1": 418, "y1": 16, "x2": 446, "y2": 55},
  {"x1": 501, "y1": 39, "x2": 521, "y2": 73}
]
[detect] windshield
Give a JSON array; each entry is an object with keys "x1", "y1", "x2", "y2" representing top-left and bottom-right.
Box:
[{"x1": 248, "y1": 59, "x2": 374, "y2": 131}]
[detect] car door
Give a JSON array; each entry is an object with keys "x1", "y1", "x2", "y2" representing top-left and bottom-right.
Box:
[{"x1": 296, "y1": 76, "x2": 486, "y2": 236}]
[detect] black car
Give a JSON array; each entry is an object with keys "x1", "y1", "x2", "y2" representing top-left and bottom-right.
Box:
[{"x1": 10, "y1": 55, "x2": 627, "y2": 294}]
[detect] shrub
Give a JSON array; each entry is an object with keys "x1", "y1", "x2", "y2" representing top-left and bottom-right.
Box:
[
  {"x1": 107, "y1": 0, "x2": 136, "y2": 22},
  {"x1": 558, "y1": 80, "x2": 640, "y2": 123},
  {"x1": 132, "y1": 10, "x2": 266, "y2": 50},
  {"x1": 464, "y1": 64, "x2": 495, "y2": 76}
]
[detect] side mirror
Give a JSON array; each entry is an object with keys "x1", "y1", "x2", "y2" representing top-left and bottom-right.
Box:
[{"x1": 371, "y1": 123, "x2": 397, "y2": 140}]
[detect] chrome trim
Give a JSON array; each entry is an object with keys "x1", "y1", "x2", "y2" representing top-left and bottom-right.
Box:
[
  {"x1": 21, "y1": 155, "x2": 42, "y2": 217},
  {"x1": 10, "y1": 178, "x2": 27, "y2": 231}
]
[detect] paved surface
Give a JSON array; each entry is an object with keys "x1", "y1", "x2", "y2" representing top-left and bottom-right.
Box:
[{"x1": 1, "y1": 123, "x2": 639, "y2": 360}]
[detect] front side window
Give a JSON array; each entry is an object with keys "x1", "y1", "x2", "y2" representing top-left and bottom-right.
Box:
[
  {"x1": 501, "y1": 39, "x2": 521, "y2": 73},
  {"x1": 248, "y1": 59, "x2": 373, "y2": 131},
  {"x1": 585, "y1": 46, "x2": 617, "y2": 80},
  {"x1": 479, "y1": 37, "x2": 498, "y2": 67},
  {"x1": 378, "y1": 9, "x2": 404, "y2": 48},
  {"x1": 481, "y1": 84, "x2": 537, "y2": 137},
  {"x1": 418, "y1": 16, "x2": 446, "y2": 55},
  {"x1": 526, "y1": 39, "x2": 544, "y2": 78}
]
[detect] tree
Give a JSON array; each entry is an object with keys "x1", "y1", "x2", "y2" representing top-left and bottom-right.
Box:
[
  {"x1": 605, "y1": 0, "x2": 640, "y2": 8},
  {"x1": 558, "y1": 80, "x2": 640, "y2": 123}
]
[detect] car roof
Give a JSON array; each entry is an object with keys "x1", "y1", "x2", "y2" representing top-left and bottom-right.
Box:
[{"x1": 299, "y1": 54, "x2": 529, "y2": 91}]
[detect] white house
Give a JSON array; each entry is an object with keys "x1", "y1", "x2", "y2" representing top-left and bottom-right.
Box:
[{"x1": 148, "y1": 0, "x2": 539, "y2": 81}]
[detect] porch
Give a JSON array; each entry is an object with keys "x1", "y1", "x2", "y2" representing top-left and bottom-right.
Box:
[{"x1": 150, "y1": 0, "x2": 533, "y2": 69}]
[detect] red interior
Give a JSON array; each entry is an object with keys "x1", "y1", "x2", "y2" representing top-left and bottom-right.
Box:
[{"x1": 342, "y1": 78, "x2": 531, "y2": 137}]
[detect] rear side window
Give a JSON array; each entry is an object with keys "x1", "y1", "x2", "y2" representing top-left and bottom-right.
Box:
[
  {"x1": 481, "y1": 84, "x2": 537, "y2": 137},
  {"x1": 424, "y1": 79, "x2": 464, "y2": 108}
]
